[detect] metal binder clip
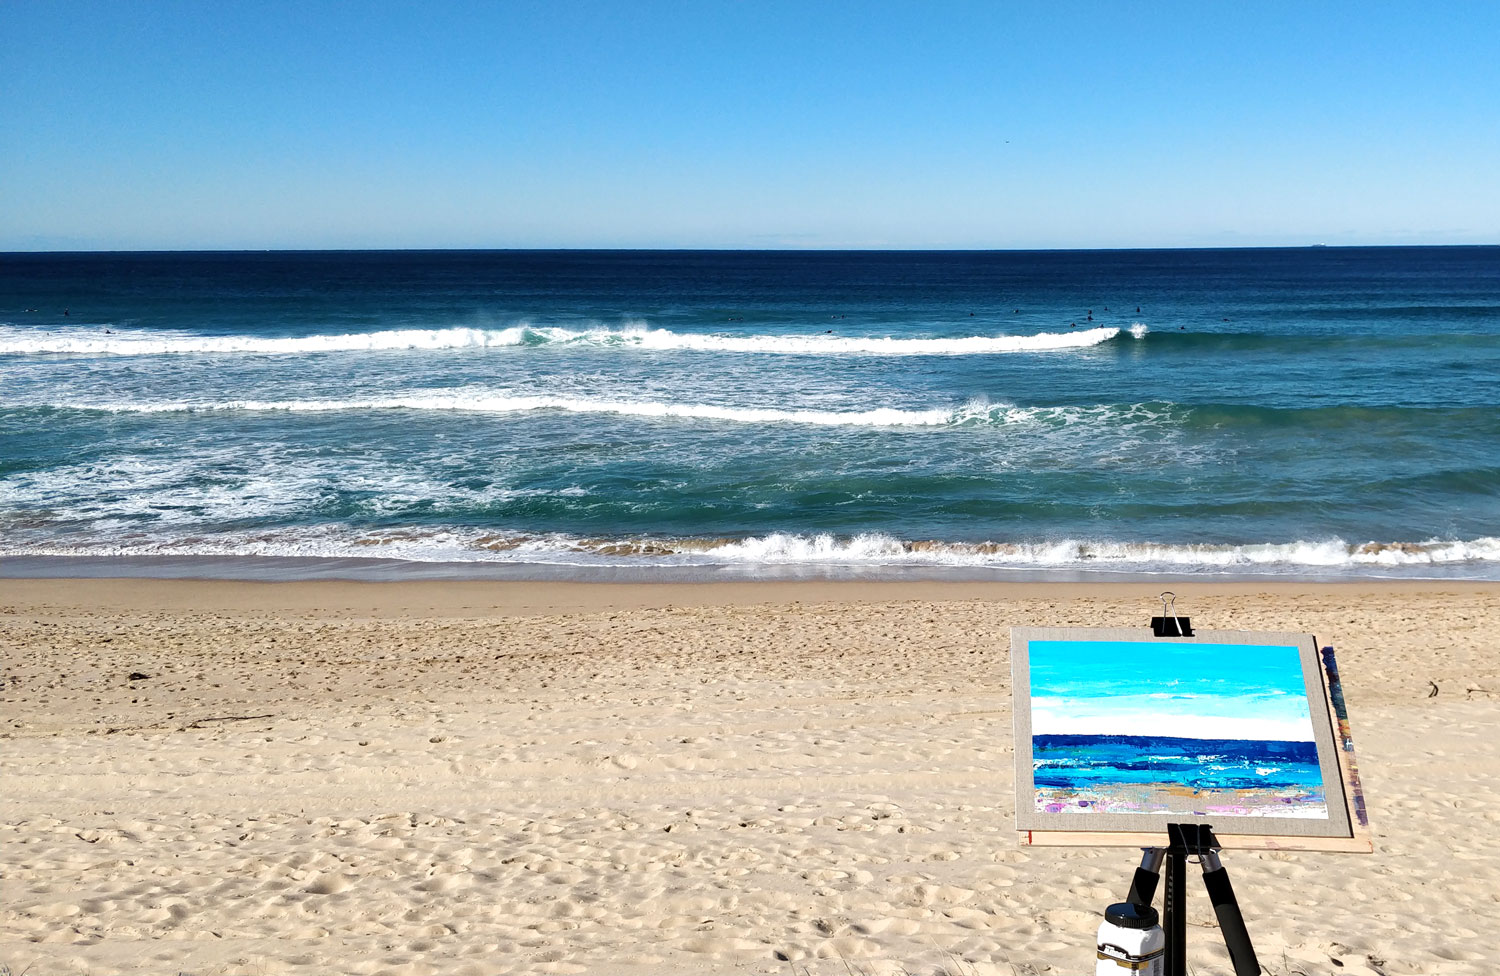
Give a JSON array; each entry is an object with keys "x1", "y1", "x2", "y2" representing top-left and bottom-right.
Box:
[{"x1": 1151, "y1": 591, "x2": 1193, "y2": 637}]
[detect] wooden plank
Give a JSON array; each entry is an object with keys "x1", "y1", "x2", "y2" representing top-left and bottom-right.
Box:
[{"x1": 1020, "y1": 828, "x2": 1372, "y2": 854}]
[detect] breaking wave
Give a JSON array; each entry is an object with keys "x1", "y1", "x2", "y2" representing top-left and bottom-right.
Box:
[
  {"x1": 5, "y1": 526, "x2": 1498, "y2": 576},
  {"x1": 0, "y1": 323, "x2": 1141, "y2": 357},
  {"x1": 683, "y1": 533, "x2": 1500, "y2": 570},
  {"x1": 32, "y1": 394, "x2": 1169, "y2": 429},
  {"x1": 26, "y1": 392, "x2": 1488, "y2": 437}
]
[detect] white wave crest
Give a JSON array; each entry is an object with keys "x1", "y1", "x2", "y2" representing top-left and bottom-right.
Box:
[
  {"x1": 51, "y1": 393, "x2": 1168, "y2": 429},
  {"x1": 5, "y1": 526, "x2": 1498, "y2": 576},
  {"x1": 691, "y1": 533, "x2": 1500, "y2": 568},
  {"x1": 0, "y1": 323, "x2": 1131, "y2": 357},
  {"x1": 0, "y1": 325, "x2": 535, "y2": 356},
  {"x1": 619, "y1": 325, "x2": 1126, "y2": 354}
]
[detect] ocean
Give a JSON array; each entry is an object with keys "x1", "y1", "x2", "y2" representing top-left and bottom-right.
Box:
[{"x1": 2, "y1": 247, "x2": 1497, "y2": 581}]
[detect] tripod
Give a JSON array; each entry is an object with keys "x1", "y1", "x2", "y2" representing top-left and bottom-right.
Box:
[{"x1": 1122, "y1": 823, "x2": 1260, "y2": 976}]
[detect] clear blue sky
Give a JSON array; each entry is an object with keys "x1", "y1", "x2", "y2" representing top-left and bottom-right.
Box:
[{"x1": 3, "y1": 1, "x2": 1497, "y2": 250}]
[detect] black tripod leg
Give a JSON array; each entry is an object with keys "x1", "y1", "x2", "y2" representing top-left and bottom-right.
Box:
[
  {"x1": 1126, "y1": 848, "x2": 1165, "y2": 906},
  {"x1": 1200, "y1": 850, "x2": 1260, "y2": 976},
  {"x1": 1164, "y1": 851, "x2": 1186, "y2": 976}
]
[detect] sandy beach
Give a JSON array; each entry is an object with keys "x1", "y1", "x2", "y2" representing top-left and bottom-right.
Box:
[{"x1": 4, "y1": 578, "x2": 1499, "y2": 976}]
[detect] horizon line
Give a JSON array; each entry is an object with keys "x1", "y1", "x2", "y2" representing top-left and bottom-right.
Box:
[{"x1": 4, "y1": 242, "x2": 1498, "y2": 256}]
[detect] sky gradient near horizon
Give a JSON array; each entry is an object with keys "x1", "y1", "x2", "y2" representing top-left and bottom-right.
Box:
[{"x1": 3, "y1": 1, "x2": 1498, "y2": 251}]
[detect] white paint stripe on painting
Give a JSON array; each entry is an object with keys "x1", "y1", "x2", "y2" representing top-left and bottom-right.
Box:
[{"x1": 1030, "y1": 703, "x2": 1316, "y2": 742}]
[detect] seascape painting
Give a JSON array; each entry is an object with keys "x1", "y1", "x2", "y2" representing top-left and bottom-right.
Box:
[{"x1": 1024, "y1": 637, "x2": 1330, "y2": 820}]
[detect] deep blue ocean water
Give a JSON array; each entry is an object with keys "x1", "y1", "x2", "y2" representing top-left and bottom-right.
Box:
[
  {"x1": 1032, "y1": 733, "x2": 1323, "y2": 794},
  {"x1": 2, "y1": 247, "x2": 1497, "y2": 580},
  {"x1": 1031, "y1": 733, "x2": 1326, "y2": 816}
]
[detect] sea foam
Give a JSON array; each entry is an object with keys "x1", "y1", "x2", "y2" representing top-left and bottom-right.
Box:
[
  {"x1": 44, "y1": 393, "x2": 1170, "y2": 429},
  {"x1": 0, "y1": 323, "x2": 1134, "y2": 357},
  {"x1": 5, "y1": 523, "x2": 1497, "y2": 575}
]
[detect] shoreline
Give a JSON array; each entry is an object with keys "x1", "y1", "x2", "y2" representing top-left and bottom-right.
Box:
[
  {"x1": 4, "y1": 551, "x2": 1498, "y2": 585},
  {"x1": 6, "y1": 574, "x2": 1500, "y2": 617}
]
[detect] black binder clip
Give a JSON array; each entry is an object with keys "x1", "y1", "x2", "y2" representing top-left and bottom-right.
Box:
[{"x1": 1150, "y1": 591, "x2": 1193, "y2": 637}]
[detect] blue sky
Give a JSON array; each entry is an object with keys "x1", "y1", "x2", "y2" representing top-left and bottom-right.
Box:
[
  {"x1": 1028, "y1": 640, "x2": 1315, "y2": 741},
  {"x1": 3, "y1": 1, "x2": 1497, "y2": 250}
]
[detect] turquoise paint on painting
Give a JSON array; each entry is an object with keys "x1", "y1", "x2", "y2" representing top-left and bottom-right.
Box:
[{"x1": 1029, "y1": 639, "x2": 1313, "y2": 742}]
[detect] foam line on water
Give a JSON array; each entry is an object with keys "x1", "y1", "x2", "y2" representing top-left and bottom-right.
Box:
[
  {"x1": 687, "y1": 533, "x2": 1500, "y2": 569},
  {"x1": 0, "y1": 323, "x2": 1137, "y2": 357},
  {"x1": 4, "y1": 526, "x2": 1497, "y2": 573},
  {"x1": 43, "y1": 393, "x2": 1172, "y2": 429},
  {"x1": 0, "y1": 325, "x2": 534, "y2": 356},
  {"x1": 619, "y1": 324, "x2": 1130, "y2": 354}
]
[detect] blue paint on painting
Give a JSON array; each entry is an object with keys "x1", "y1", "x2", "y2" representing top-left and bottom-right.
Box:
[{"x1": 1033, "y1": 734, "x2": 1323, "y2": 794}]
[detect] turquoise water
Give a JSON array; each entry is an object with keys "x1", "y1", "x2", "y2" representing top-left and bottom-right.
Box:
[
  {"x1": 1032, "y1": 735, "x2": 1324, "y2": 795},
  {"x1": 1031, "y1": 734, "x2": 1326, "y2": 818},
  {"x1": 2, "y1": 247, "x2": 1497, "y2": 579}
]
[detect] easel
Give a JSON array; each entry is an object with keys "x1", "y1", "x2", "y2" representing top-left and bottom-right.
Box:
[
  {"x1": 1016, "y1": 600, "x2": 1373, "y2": 971},
  {"x1": 1129, "y1": 595, "x2": 1258, "y2": 976},
  {"x1": 1124, "y1": 822, "x2": 1259, "y2": 976}
]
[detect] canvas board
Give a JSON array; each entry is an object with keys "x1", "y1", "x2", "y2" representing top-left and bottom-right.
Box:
[{"x1": 1012, "y1": 627, "x2": 1368, "y2": 850}]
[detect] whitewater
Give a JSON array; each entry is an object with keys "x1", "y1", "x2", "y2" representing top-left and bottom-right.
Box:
[
  {"x1": 26, "y1": 393, "x2": 1176, "y2": 430},
  {"x1": 0, "y1": 322, "x2": 1139, "y2": 357}
]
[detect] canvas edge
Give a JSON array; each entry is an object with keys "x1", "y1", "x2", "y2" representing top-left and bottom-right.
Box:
[
  {"x1": 1293, "y1": 633, "x2": 1356, "y2": 840},
  {"x1": 1009, "y1": 627, "x2": 1037, "y2": 832}
]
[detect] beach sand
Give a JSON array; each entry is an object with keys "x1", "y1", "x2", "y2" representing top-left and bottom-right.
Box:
[{"x1": 4, "y1": 578, "x2": 1499, "y2": 975}]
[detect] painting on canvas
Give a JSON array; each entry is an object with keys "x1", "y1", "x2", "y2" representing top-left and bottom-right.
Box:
[{"x1": 1011, "y1": 628, "x2": 1356, "y2": 841}]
